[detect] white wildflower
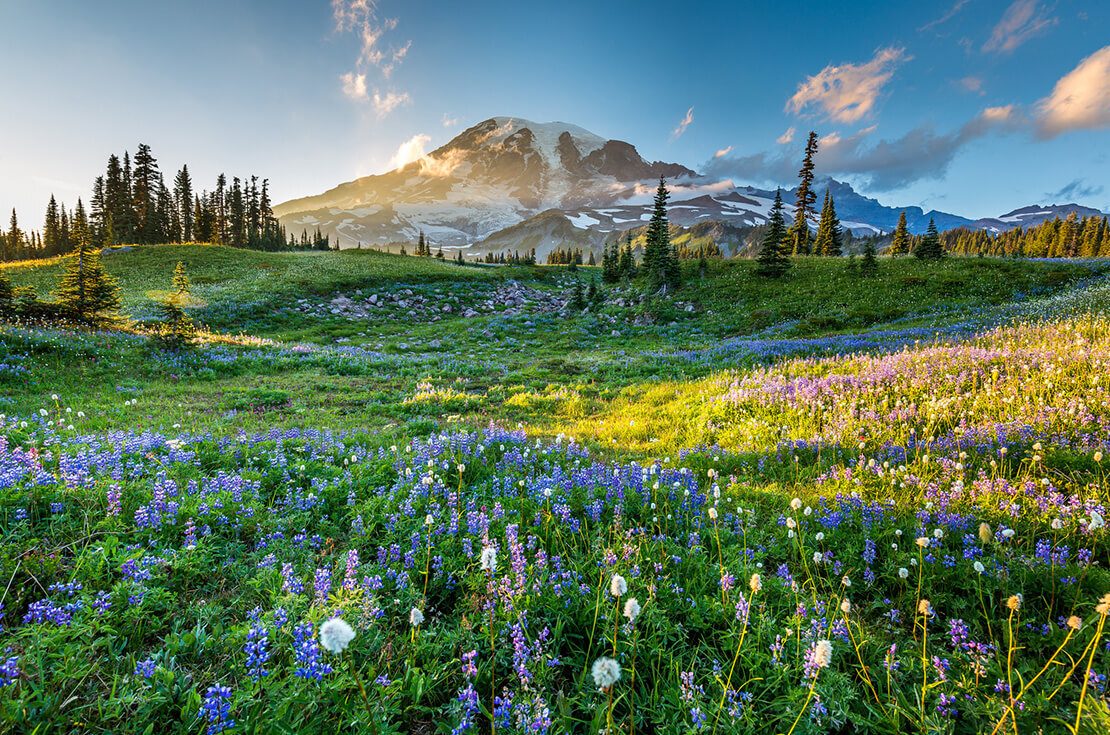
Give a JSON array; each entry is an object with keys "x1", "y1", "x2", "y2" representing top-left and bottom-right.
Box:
[
  {"x1": 409, "y1": 607, "x2": 424, "y2": 627},
  {"x1": 319, "y1": 618, "x2": 356, "y2": 654},
  {"x1": 480, "y1": 546, "x2": 498, "y2": 572},
  {"x1": 591, "y1": 657, "x2": 621, "y2": 689},
  {"x1": 623, "y1": 597, "x2": 641, "y2": 623},
  {"x1": 609, "y1": 574, "x2": 627, "y2": 598}
]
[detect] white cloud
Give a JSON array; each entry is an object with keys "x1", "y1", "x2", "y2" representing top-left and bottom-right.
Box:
[
  {"x1": 776, "y1": 126, "x2": 796, "y2": 145},
  {"x1": 671, "y1": 107, "x2": 694, "y2": 139},
  {"x1": 705, "y1": 106, "x2": 1021, "y2": 191},
  {"x1": 441, "y1": 114, "x2": 459, "y2": 128},
  {"x1": 389, "y1": 133, "x2": 432, "y2": 170},
  {"x1": 982, "y1": 1, "x2": 1057, "y2": 54},
  {"x1": 1035, "y1": 45, "x2": 1110, "y2": 138},
  {"x1": 333, "y1": 0, "x2": 412, "y2": 103},
  {"x1": 340, "y1": 72, "x2": 367, "y2": 101},
  {"x1": 918, "y1": 0, "x2": 971, "y2": 32},
  {"x1": 372, "y1": 89, "x2": 411, "y2": 118},
  {"x1": 786, "y1": 47, "x2": 908, "y2": 123},
  {"x1": 714, "y1": 145, "x2": 733, "y2": 158},
  {"x1": 958, "y1": 76, "x2": 985, "y2": 95}
]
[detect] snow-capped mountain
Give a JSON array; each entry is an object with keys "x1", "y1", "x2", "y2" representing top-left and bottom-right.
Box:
[
  {"x1": 275, "y1": 116, "x2": 1108, "y2": 254},
  {"x1": 968, "y1": 204, "x2": 1109, "y2": 233},
  {"x1": 274, "y1": 117, "x2": 694, "y2": 247}
]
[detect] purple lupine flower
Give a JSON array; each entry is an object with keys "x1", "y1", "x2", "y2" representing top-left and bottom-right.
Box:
[
  {"x1": 292, "y1": 623, "x2": 332, "y2": 680},
  {"x1": 281, "y1": 563, "x2": 303, "y2": 595},
  {"x1": 200, "y1": 684, "x2": 235, "y2": 734},
  {"x1": 245, "y1": 623, "x2": 271, "y2": 681},
  {"x1": 343, "y1": 549, "x2": 359, "y2": 591},
  {"x1": 313, "y1": 566, "x2": 331, "y2": 605},
  {"x1": 0, "y1": 654, "x2": 20, "y2": 687},
  {"x1": 134, "y1": 658, "x2": 157, "y2": 679}
]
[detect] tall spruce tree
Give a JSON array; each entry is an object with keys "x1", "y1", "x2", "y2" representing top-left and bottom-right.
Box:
[
  {"x1": 914, "y1": 218, "x2": 944, "y2": 260},
  {"x1": 174, "y1": 166, "x2": 194, "y2": 242},
  {"x1": 643, "y1": 177, "x2": 680, "y2": 292},
  {"x1": 756, "y1": 190, "x2": 792, "y2": 277},
  {"x1": 132, "y1": 144, "x2": 160, "y2": 243},
  {"x1": 54, "y1": 199, "x2": 122, "y2": 323},
  {"x1": 860, "y1": 239, "x2": 878, "y2": 276},
  {"x1": 43, "y1": 196, "x2": 61, "y2": 255},
  {"x1": 889, "y1": 211, "x2": 910, "y2": 255},
  {"x1": 814, "y1": 189, "x2": 843, "y2": 256},
  {"x1": 788, "y1": 131, "x2": 819, "y2": 255}
]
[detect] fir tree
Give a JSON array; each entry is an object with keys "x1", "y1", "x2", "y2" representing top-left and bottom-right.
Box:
[
  {"x1": 813, "y1": 189, "x2": 843, "y2": 256},
  {"x1": 914, "y1": 218, "x2": 944, "y2": 260},
  {"x1": 43, "y1": 196, "x2": 61, "y2": 255},
  {"x1": 788, "y1": 131, "x2": 819, "y2": 255},
  {"x1": 860, "y1": 239, "x2": 878, "y2": 277},
  {"x1": 174, "y1": 166, "x2": 194, "y2": 242},
  {"x1": 643, "y1": 177, "x2": 680, "y2": 292},
  {"x1": 154, "y1": 261, "x2": 196, "y2": 349},
  {"x1": 569, "y1": 279, "x2": 586, "y2": 311},
  {"x1": 54, "y1": 199, "x2": 122, "y2": 324},
  {"x1": 889, "y1": 211, "x2": 910, "y2": 255},
  {"x1": 756, "y1": 190, "x2": 792, "y2": 278}
]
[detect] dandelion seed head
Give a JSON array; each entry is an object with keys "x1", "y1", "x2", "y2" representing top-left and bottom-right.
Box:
[
  {"x1": 319, "y1": 618, "x2": 356, "y2": 654},
  {"x1": 591, "y1": 657, "x2": 621, "y2": 689}
]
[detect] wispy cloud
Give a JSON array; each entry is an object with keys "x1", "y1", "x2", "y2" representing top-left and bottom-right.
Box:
[
  {"x1": 372, "y1": 90, "x2": 411, "y2": 118},
  {"x1": 1035, "y1": 45, "x2": 1110, "y2": 138},
  {"x1": 918, "y1": 0, "x2": 971, "y2": 32},
  {"x1": 333, "y1": 0, "x2": 412, "y2": 113},
  {"x1": 389, "y1": 133, "x2": 432, "y2": 170},
  {"x1": 705, "y1": 106, "x2": 1021, "y2": 191},
  {"x1": 786, "y1": 47, "x2": 908, "y2": 123},
  {"x1": 441, "y1": 114, "x2": 459, "y2": 128},
  {"x1": 983, "y1": 0, "x2": 1057, "y2": 54},
  {"x1": 776, "y1": 126, "x2": 796, "y2": 145},
  {"x1": 714, "y1": 145, "x2": 733, "y2": 158},
  {"x1": 671, "y1": 107, "x2": 694, "y2": 139},
  {"x1": 957, "y1": 76, "x2": 986, "y2": 95},
  {"x1": 1044, "y1": 178, "x2": 1104, "y2": 202},
  {"x1": 340, "y1": 71, "x2": 368, "y2": 101}
]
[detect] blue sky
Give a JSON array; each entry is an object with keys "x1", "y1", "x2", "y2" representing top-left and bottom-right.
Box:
[{"x1": 2, "y1": 0, "x2": 1108, "y2": 227}]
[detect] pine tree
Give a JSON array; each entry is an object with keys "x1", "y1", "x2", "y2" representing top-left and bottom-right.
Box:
[
  {"x1": 0, "y1": 267, "x2": 13, "y2": 317},
  {"x1": 860, "y1": 239, "x2": 878, "y2": 277},
  {"x1": 569, "y1": 279, "x2": 586, "y2": 311},
  {"x1": 788, "y1": 131, "x2": 819, "y2": 255},
  {"x1": 914, "y1": 218, "x2": 944, "y2": 260},
  {"x1": 43, "y1": 196, "x2": 61, "y2": 255},
  {"x1": 889, "y1": 211, "x2": 910, "y2": 255},
  {"x1": 5, "y1": 209, "x2": 22, "y2": 261},
  {"x1": 154, "y1": 261, "x2": 196, "y2": 349},
  {"x1": 174, "y1": 166, "x2": 194, "y2": 242},
  {"x1": 417, "y1": 231, "x2": 426, "y2": 256},
  {"x1": 814, "y1": 189, "x2": 843, "y2": 256},
  {"x1": 54, "y1": 199, "x2": 122, "y2": 324},
  {"x1": 756, "y1": 190, "x2": 792, "y2": 278},
  {"x1": 132, "y1": 144, "x2": 160, "y2": 244},
  {"x1": 643, "y1": 177, "x2": 679, "y2": 292}
]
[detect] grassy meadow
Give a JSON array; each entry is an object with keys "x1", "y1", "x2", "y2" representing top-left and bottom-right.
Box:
[{"x1": 0, "y1": 245, "x2": 1108, "y2": 734}]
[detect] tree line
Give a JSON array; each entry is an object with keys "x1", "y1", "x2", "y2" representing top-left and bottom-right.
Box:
[{"x1": 0, "y1": 144, "x2": 331, "y2": 262}]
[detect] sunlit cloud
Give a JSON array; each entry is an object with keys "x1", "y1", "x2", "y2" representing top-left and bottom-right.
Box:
[
  {"x1": 705, "y1": 106, "x2": 1021, "y2": 191},
  {"x1": 340, "y1": 71, "x2": 368, "y2": 101},
  {"x1": 957, "y1": 76, "x2": 985, "y2": 95},
  {"x1": 389, "y1": 133, "x2": 432, "y2": 170},
  {"x1": 1035, "y1": 45, "x2": 1110, "y2": 138},
  {"x1": 441, "y1": 114, "x2": 459, "y2": 128},
  {"x1": 776, "y1": 127, "x2": 796, "y2": 145},
  {"x1": 786, "y1": 47, "x2": 908, "y2": 123},
  {"x1": 714, "y1": 145, "x2": 733, "y2": 158},
  {"x1": 333, "y1": 0, "x2": 412, "y2": 104},
  {"x1": 671, "y1": 107, "x2": 694, "y2": 139},
  {"x1": 918, "y1": 0, "x2": 970, "y2": 32},
  {"x1": 372, "y1": 89, "x2": 411, "y2": 118},
  {"x1": 982, "y1": 0, "x2": 1057, "y2": 54}
]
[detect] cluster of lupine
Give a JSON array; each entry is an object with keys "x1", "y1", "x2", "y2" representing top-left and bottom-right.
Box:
[{"x1": 0, "y1": 367, "x2": 1107, "y2": 734}]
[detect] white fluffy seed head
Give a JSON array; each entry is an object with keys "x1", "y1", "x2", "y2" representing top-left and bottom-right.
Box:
[
  {"x1": 480, "y1": 546, "x2": 497, "y2": 572},
  {"x1": 623, "y1": 597, "x2": 641, "y2": 623},
  {"x1": 749, "y1": 573, "x2": 762, "y2": 594},
  {"x1": 409, "y1": 607, "x2": 424, "y2": 627},
  {"x1": 609, "y1": 574, "x2": 627, "y2": 598},
  {"x1": 319, "y1": 618, "x2": 356, "y2": 654},
  {"x1": 813, "y1": 640, "x2": 833, "y2": 669},
  {"x1": 591, "y1": 657, "x2": 621, "y2": 689}
]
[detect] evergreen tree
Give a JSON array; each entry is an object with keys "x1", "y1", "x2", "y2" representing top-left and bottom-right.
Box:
[
  {"x1": 43, "y1": 196, "x2": 61, "y2": 255},
  {"x1": 889, "y1": 211, "x2": 910, "y2": 255},
  {"x1": 0, "y1": 268, "x2": 13, "y2": 317},
  {"x1": 569, "y1": 279, "x2": 586, "y2": 311},
  {"x1": 154, "y1": 261, "x2": 196, "y2": 349},
  {"x1": 5, "y1": 209, "x2": 21, "y2": 261},
  {"x1": 788, "y1": 131, "x2": 819, "y2": 255},
  {"x1": 914, "y1": 218, "x2": 944, "y2": 260},
  {"x1": 132, "y1": 144, "x2": 160, "y2": 243},
  {"x1": 813, "y1": 189, "x2": 843, "y2": 256},
  {"x1": 860, "y1": 239, "x2": 878, "y2": 277},
  {"x1": 756, "y1": 190, "x2": 792, "y2": 278},
  {"x1": 174, "y1": 165, "x2": 194, "y2": 242},
  {"x1": 54, "y1": 199, "x2": 122, "y2": 324},
  {"x1": 642, "y1": 177, "x2": 680, "y2": 292},
  {"x1": 417, "y1": 231, "x2": 426, "y2": 256},
  {"x1": 910, "y1": 218, "x2": 945, "y2": 262}
]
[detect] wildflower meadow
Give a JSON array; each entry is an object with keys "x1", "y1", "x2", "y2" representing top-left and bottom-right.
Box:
[{"x1": 0, "y1": 249, "x2": 1107, "y2": 734}]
